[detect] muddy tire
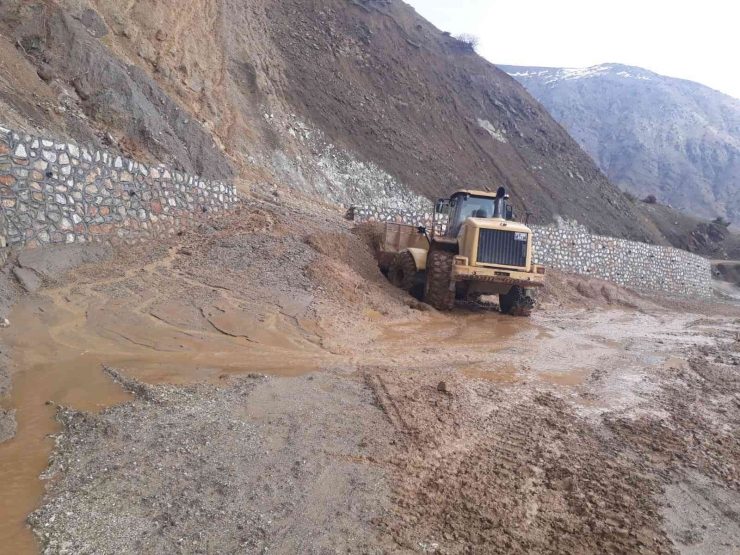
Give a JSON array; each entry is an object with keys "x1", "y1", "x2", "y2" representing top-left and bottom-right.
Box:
[
  {"x1": 499, "y1": 286, "x2": 537, "y2": 317},
  {"x1": 424, "y1": 251, "x2": 455, "y2": 311},
  {"x1": 389, "y1": 251, "x2": 423, "y2": 300}
]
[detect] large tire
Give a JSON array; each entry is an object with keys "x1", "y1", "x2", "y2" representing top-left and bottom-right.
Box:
[
  {"x1": 424, "y1": 251, "x2": 456, "y2": 311},
  {"x1": 499, "y1": 286, "x2": 537, "y2": 317},
  {"x1": 389, "y1": 251, "x2": 423, "y2": 300}
]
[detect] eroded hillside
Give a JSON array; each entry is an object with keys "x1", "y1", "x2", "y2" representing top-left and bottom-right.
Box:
[{"x1": 0, "y1": 0, "x2": 663, "y2": 242}]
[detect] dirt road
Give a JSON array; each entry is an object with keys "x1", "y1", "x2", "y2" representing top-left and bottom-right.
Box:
[{"x1": 1, "y1": 188, "x2": 739, "y2": 554}]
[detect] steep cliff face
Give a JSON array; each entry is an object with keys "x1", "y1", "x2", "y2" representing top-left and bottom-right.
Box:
[
  {"x1": 502, "y1": 63, "x2": 740, "y2": 223},
  {"x1": 0, "y1": 0, "x2": 663, "y2": 242}
]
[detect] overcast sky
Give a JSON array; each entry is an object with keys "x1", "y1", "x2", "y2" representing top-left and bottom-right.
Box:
[{"x1": 405, "y1": 0, "x2": 740, "y2": 99}]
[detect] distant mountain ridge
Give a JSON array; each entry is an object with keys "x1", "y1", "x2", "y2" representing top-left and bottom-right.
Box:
[{"x1": 501, "y1": 63, "x2": 740, "y2": 223}]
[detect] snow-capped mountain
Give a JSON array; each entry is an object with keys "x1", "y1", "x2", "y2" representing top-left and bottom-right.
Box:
[
  {"x1": 507, "y1": 64, "x2": 655, "y2": 84},
  {"x1": 501, "y1": 63, "x2": 740, "y2": 222}
]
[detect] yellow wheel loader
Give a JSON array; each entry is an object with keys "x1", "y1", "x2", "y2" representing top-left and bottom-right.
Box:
[{"x1": 379, "y1": 188, "x2": 546, "y2": 316}]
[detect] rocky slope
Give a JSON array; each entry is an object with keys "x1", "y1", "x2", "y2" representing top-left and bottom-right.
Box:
[
  {"x1": 502, "y1": 63, "x2": 740, "y2": 223},
  {"x1": 0, "y1": 0, "x2": 663, "y2": 242},
  {"x1": 637, "y1": 202, "x2": 740, "y2": 260}
]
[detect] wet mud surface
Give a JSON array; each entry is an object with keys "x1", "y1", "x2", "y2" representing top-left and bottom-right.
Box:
[{"x1": 1, "y1": 191, "x2": 740, "y2": 554}]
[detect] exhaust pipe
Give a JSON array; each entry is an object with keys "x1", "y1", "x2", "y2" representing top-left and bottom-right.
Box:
[{"x1": 493, "y1": 187, "x2": 506, "y2": 219}]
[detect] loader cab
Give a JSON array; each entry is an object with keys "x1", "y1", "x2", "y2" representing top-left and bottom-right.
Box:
[{"x1": 435, "y1": 188, "x2": 514, "y2": 237}]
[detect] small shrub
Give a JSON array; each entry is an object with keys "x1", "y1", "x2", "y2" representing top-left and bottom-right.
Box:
[
  {"x1": 642, "y1": 194, "x2": 657, "y2": 204},
  {"x1": 623, "y1": 191, "x2": 637, "y2": 203},
  {"x1": 453, "y1": 33, "x2": 480, "y2": 52},
  {"x1": 712, "y1": 216, "x2": 732, "y2": 228},
  {"x1": 19, "y1": 35, "x2": 44, "y2": 54}
]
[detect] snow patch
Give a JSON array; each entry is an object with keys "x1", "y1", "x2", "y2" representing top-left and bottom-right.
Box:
[{"x1": 507, "y1": 64, "x2": 653, "y2": 84}]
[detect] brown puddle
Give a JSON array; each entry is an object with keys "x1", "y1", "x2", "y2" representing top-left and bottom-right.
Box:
[
  {"x1": 379, "y1": 309, "x2": 527, "y2": 351},
  {"x1": 539, "y1": 368, "x2": 593, "y2": 387},
  {"x1": 664, "y1": 356, "x2": 687, "y2": 371},
  {"x1": 0, "y1": 285, "x2": 339, "y2": 554},
  {"x1": 459, "y1": 362, "x2": 519, "y2": 384},
  {"x1": 363, "y1": 308, "x2": 384, "y2": 321}
]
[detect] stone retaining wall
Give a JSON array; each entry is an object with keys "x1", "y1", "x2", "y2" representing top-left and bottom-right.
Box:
[
  {"x1": 347, "y1": 205, "x2": 434, "y2": 228},
  {"x1": 350, "y1": 206, "x2": 712, "y2": 298},
  {"x1": 531, "y1": 220, "x2": 711, "y2": 297},
  {"x1": 0, "y1": 127, "x2": 239, "y2": 250}
]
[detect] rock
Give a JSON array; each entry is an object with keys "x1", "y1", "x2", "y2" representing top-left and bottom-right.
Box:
[
  {"x1": 137, "y1": 40, "x2": 156, "y2": 62},
  {"x1": 13, "y1": 267, "x2": 42, "y2": 293},
  {"x1": 0, "y1": 409, "x2": 16, "y2": 443},
  {"x1": 37, "y1": 65, "x2": 55, "y2": 83},
  {"x1": 78, "y1": 8, "x2": 109, "y2": 38},
  {"x1": 505, "y1": 64, "x2": 740, "y2": 223},
  {"x1": 0, "y1": 318, "x2": 9, "y2": 328},
  {"x1": 437, "y1": 381, "x2": 448, "y2": 393},
  {"x1": 14, "y1": 144, "x2": 27, "y2": 158},
  {"x1": 405, "y1": 298, "x2": 431, "y2": 312}
]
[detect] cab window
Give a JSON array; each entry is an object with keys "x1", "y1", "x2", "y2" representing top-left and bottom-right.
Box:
[{"x1": 448, "y1": 196, "x2": 494, "y2": 236}]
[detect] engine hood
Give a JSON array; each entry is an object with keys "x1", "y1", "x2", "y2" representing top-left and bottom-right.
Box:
[{"x1": 464, "y1": 218, "x2": 532, "y2": 234}]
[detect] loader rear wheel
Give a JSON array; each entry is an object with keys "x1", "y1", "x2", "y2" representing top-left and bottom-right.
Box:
[
  {"x1": 499, "y1": 286, "x2": 537, "y2": 317},
  {"x1": 389, "y1": 251, "x2": 423, "y2": 300},
  {"x1": 424, "y1": 251, "x2": 455, "y2": 311}
]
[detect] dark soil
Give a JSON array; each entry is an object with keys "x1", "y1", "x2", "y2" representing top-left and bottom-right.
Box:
[{"x1": 713, "y1": 262, "x2": 740, "y2": 286}]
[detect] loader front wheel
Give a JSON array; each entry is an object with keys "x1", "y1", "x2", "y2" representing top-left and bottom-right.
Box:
[
  {"x1": 499, "y1": 286, "x2": 537, "y2": 317},
  {"x1": 424, "y1": 251, "x2": 456, "y2": 311},
  {"x1": 389, "y1": 251, "x2": 423, "y2": 300}
]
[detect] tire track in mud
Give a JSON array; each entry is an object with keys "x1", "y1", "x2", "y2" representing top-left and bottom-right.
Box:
[{"x1": 369, "y1": 369, "x2": 675, "y2": 555}]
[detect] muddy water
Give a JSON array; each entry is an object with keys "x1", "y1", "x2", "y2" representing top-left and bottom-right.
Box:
[
  {"x1": 379, "y1": 309, "x2": 525, "y2": 348},
  {"x1": 0, "y1": 299, "x2": 131, "y2": 553},
  {"x1": 0, "y1": 287, "x2": 338, "y2": 554},
  {"x1": 0, "y1": 274, "x2": 533, "y2": 554},
  {"x1": 459, "y1": 362, "x2": 520, "y2": 383},
  {"x1": 539, "y1": 368, "x2": 593, "y2": 386}
]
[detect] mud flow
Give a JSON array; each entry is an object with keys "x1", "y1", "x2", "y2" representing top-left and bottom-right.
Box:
[
  {"x1": 2, "y1": 205, "x2": 740, "y2": 555},
  {"x1": 0, "y1": 260, "x2": 533, "y2": 553},
  {"x1": 0, "y1": 251, "x2": 339, "y2": 553}
]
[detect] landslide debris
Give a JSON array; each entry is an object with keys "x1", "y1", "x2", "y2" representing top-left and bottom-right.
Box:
[
  {"x1": 267, "y1": 0, "x2": 663, "y2": 241},
  {"x1": 30, "y1": 370, "x2": 397, "y2": 554},
  {"x1": 606, "y1": 341, "x2": 740, "y2": 492},
  {"x1": 3, "y1": 189, "x2": 739, "y2": 554}
]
